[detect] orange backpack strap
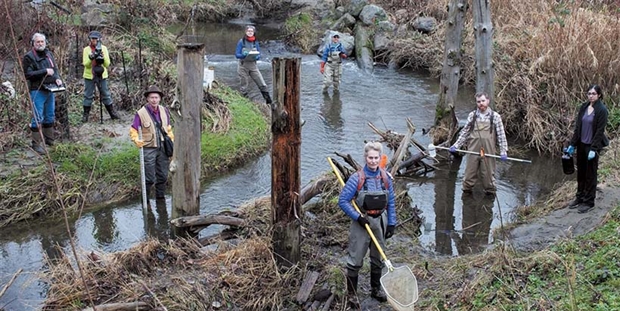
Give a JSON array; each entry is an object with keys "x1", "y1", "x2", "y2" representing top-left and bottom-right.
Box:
[
  {"x1": 356, "y1": 170, "x2": 366, "y2": 192},
  {"x1": 356, "y1": 169, "x2": 389, "y2": 192}
]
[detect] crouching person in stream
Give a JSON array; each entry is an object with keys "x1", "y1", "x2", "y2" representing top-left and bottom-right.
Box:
[
  {"x1": 338, "y1": 142, "x2": 397, "y2": 309},
  {"x1": 129, "y1": 86, "x2": 174, "y2": 202}
]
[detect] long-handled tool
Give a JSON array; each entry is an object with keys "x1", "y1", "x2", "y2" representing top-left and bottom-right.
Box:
[
  {"x1": 139, "y1": 127, "x2": 148, "y2": 211},
  {"x1": 427, "y1": 143, "x2": 532, "y2": 163},
  {"x1": 327, "y1": 157, "x2": 418, "y2": 311}
]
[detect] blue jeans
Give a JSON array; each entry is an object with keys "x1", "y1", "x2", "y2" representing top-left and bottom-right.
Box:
[
  {"x1": 30, "y1": 90, "x2": 55, "y2": 128},
  {"x1": 83, "y1": 78, "x2": 111, "y2": 107}
]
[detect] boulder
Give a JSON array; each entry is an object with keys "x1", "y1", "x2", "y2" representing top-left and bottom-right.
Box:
[
  {"x1": 413, "y1": 16, "x2": 437, "y2": 34},
  {"x1": 358, "y1": 4, "x2": 388, "y2": 26},
  {"x1": 347, "y1": 0, "x2": 368, "y2": 18},
  {"x1": 331, "y1": 13, "x2": 356, "y2": 31},
  {"x1": 354, "y1": 23, "x2": 373, "y2": 73},
  {"x1": 373, "y1": 21, "x2": 395, "y2": 51}
]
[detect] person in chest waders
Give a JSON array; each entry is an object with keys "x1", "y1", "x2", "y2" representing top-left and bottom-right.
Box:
[
  {"x1": 338, "y1": 142, "x2": 397, "y2": 309},
  {"x1": 235, "y1": 25, "x2": 272, "y2": 106},
  {"x1": 450, "y1": 92, "x2": 508, "y2": 196},
  {"x1": 320, "y1": 33, "x2": 347, "y2": 94}
]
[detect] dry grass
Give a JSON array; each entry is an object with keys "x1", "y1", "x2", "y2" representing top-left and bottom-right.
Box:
[{"x1": 384, "y1": 0, "x2": 620, "y2": 154}]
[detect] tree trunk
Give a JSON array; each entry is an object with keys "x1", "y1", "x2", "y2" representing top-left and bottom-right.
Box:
[
  {"x1": 433, "y1": 0, "x2": 467, "y2": 144},
  {"x1": 171, "y1": 41, "x2": 204, "y2": 238},
  {"x1": 271, "y1": 57, "x2": 302, "y2": 267},
  {"x1": 473, "y1": 0, "x2": 495, "y2": 108}
]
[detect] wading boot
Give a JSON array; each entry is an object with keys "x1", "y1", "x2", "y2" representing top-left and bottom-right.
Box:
[
  {"x1": 261, "y1": 91, "x2": 272, "y2": 106},
  {"x1": 82, "y1": 105, "x2": 91, "y2": 123},
  {"x1": 30, "y1": 127, "x2": 45, "y2": 155},
  {"x1": 346, "y1": 275, "x2": 360, "y2": 310},
  {"x1": 104, "y1": 104, "x2": 120, "y2": 120},
  {"x1": 370, "y1": 270, "x2": 387, "y2": 303},
  {"x1": 42, "y1": 123, "x2": 55, "y2": 146}
]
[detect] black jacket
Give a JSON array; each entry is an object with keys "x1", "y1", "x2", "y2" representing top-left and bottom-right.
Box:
[
  {"x1": 570, "y1": 99, "x2": 609, "y2": 152},
  {"x1": 23, "y1": 48, "x2": 60, "y2": 91}
]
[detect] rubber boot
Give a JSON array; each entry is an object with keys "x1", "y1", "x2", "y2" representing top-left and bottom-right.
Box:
[
  {"x1": 104, "y1": 104, "x2": 120, "y2": 120},
  {"x1": 42, "y1": 123, "x2": 55, "y2": 146},
  {"x1": 261, "y1": 91, "x2": 272, "y2": 105},
  {"x1": 82, "y1": 105, "x2": 91, "y2": 123},
  {"x1": 346, "y1": 274, "x2": 360, "y2": 310},
  {"x1": 30, "y1": 127, "x2": 45, "y2": 155},
  {"x1": 370, "y1": 270, "x2": 387, "y2": 302}
]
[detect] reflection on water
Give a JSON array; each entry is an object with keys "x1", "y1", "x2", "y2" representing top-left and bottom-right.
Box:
[{"x1": 0, "y1": 22, "x2": 568, "y2": 310}]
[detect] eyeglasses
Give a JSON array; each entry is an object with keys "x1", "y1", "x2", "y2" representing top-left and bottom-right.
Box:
[{"x1": 587, "y1": 92, "x2": 598, "y2": 96}]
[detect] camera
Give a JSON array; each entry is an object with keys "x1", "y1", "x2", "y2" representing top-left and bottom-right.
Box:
[{"x1": 94, "y1": 40, "x2": 104, "y2": 65}]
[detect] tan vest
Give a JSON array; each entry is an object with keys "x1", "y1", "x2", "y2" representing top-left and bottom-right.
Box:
[{"x1": 137, "y1": 105, "x2": 170, "y2": 148}]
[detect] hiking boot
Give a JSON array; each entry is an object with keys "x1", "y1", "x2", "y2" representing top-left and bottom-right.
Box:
[
  {"x1": 566, "y1": 199, "x2": 581, "y2": 209},
  {"x1": 105, "y1": 104, "x2": 120, "y2": 120},
  {"x1": 31, "y1": 127, "x2": 45, "y2": 155},
  {"x1": 577, "y1": 204, "x2": 594, "y2": 214},
  {"x1": 42, "y1": 124, "x2": 55, "y2": 146},
  {"x1": 82, "y1": 105, "x2": 91, "y2": 123}
]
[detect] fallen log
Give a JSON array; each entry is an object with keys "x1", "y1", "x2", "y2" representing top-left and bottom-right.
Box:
[
  {"x1": 81, "y1": 302, "x2": 149, "y2": 311},
  {"x1": 299, "y1": 174, "x2": 332, "y2": 205},
  {"x1": 170, "y1": 214, "x2": 245, "y2": 229},
  {"x1": 390, "y1": 119, "x2": 415, "y2": 176}
]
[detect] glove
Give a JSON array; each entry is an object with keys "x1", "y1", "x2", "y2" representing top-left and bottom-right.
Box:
[
  {"x1": 385, "y1": 225, "x2": 395, "y2": 239},
  {"x1": 588, "y1": 150, "x2": 596, "y2": 160},
  {"x1": 320, "y1": 62, "x2": 325, "y2": 74},
  {"x1": 166, "y1": 125, "x2": 174, "y2": 142},
  {"x1": 565, "y1": 145, "x2": 575, "y2": 155},
  {"x1": 340, "y1": 53, "x2": 347, "y2": 59},
  {"x1": 88, "y1": 53, "x2": 96, "y2": 60},
  {"x1": 449, "y1": 146, "x2": 457, "y2": 153},
  {"x1": 242, "y1": 50, "x2": 249, "y2": 57},
  {"x1": 129, "y1": 127, "x2": 145, "y2": 148},
  {"x1": 500, "y1": 153, "x2": 508, "y2": 161},
  {"x1": 357, "y1": 215, "x2": 370, "y2": 228}
]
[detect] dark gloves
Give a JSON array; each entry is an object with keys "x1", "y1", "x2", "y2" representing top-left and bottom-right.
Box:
[
  {"x1": 357, "y1": 215, "x2": 370, "y2": 228},
  {"x1": 88, "y1": 53, "x2": 96, "y2": 60},
  {"x1": 385, "y1": 225, "x2": 395, "y2": 239}
]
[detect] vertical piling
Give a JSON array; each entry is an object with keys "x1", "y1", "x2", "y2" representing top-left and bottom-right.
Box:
[
  {"x1": 170, "y1": 39, "x2": 204, "y2": 238},
  {"x1": 271, "y1": 57, "x2": 302, "y2": 267}
]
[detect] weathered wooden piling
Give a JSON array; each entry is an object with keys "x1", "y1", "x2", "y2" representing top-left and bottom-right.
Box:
[
  {"x1": 171, "y1": 39, "x2": 204, "y2": 237},
  {"x1": 271, "y1": 57, "x2": 302, "y2": 267}
]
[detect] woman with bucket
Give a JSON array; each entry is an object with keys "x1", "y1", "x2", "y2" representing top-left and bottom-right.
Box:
[
  {"x1": 338, "y1": 142, "x2": 397, "y2": 309},
  {"x1": 564, "y1": 84, "x2": 609, "y2": 213}
]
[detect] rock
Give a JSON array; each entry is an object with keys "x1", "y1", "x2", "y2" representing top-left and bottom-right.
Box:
[
  {"x1": 347, "y1": 0, "x2": 368, "y2": 18},
  {"x1": 331, "y1": 13, "x2": 356, "y2": 31},
  {"x1": 358, "y1": 4, "x2": 388, "y2": 26},
  {"x1": 374, "y1": 21, "x2": 395, "y2": 51},
  {"x1": 354, "y1": 23, "x2": 373, "y2": 73},
  {"x1": 413, "y1": 16, "x2": 437, "y2": 34}
]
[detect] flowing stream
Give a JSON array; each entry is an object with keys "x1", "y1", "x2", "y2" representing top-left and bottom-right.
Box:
[{"x1": 0, "y1": 23, "x2": 566, "y2": 310}]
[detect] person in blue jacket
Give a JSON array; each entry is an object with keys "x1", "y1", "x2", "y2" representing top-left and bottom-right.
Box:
[
  {"x1": 320, "y1": 33, "x2": 347, "y2": 93},
  {"x1": 235, "y1": 25, "x2": 271, "y2": 105},
  {"x1": 338, "y1": 141, "x2": 397, "y2": 309}
]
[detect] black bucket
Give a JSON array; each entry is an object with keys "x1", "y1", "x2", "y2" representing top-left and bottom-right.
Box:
[{"x1": 562, "y1": 152, "x2": 574, "y2": 175}]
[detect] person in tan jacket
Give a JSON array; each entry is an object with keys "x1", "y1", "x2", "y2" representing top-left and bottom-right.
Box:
[{"x1": 129, "y1": 86, "x2": 174, "y2": 201}]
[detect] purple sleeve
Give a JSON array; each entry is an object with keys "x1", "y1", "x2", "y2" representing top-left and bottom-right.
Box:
[{"x1": 131, "y1": 114, "x2": 141, "y2": 130}]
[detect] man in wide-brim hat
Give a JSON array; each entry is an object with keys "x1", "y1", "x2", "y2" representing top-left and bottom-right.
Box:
[{"x1": 129, "y1": 85, "x2": 174, "y2": 206}]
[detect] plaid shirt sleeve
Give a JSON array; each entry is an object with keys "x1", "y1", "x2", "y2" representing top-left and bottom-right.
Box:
[
  {"x1": 454, "y1": 111, "x2": 475, "y2": 149},
  {"x1": 494, "y1": 112, "x2": 508, "y2": 155}
]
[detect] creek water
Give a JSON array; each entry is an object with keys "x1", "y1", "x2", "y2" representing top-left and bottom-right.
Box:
[{"x1": 0, "y1": 23, "x2": 566, "y2": 310}]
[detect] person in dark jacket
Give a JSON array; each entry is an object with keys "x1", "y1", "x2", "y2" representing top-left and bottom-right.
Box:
[
  {"x1": 23, "y1": 33, "x2": 63, "y2": 155},
  {"x1": 338, "y1": 142, "x2": 397, "y2": 309},
  {"x1": 235, "y1": 25, "x2": 272, "y2": 105},
  {"x1": 564, "y1": 84, "x2": 609, "y2": 213}
]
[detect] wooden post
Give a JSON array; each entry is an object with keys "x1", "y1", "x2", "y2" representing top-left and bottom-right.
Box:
[
  {"x1": 171, "y1": 40, "x2": 204, "y2": 238},
  {"x1": 473, "y1": 0, "x2": 495, "y2": 108},
  {"x1": 271, "y1": 57, "x2": 302, "y2": 267},
  {"x1": 433, "y1": 0, "x2": 468, "y2": 144}
]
